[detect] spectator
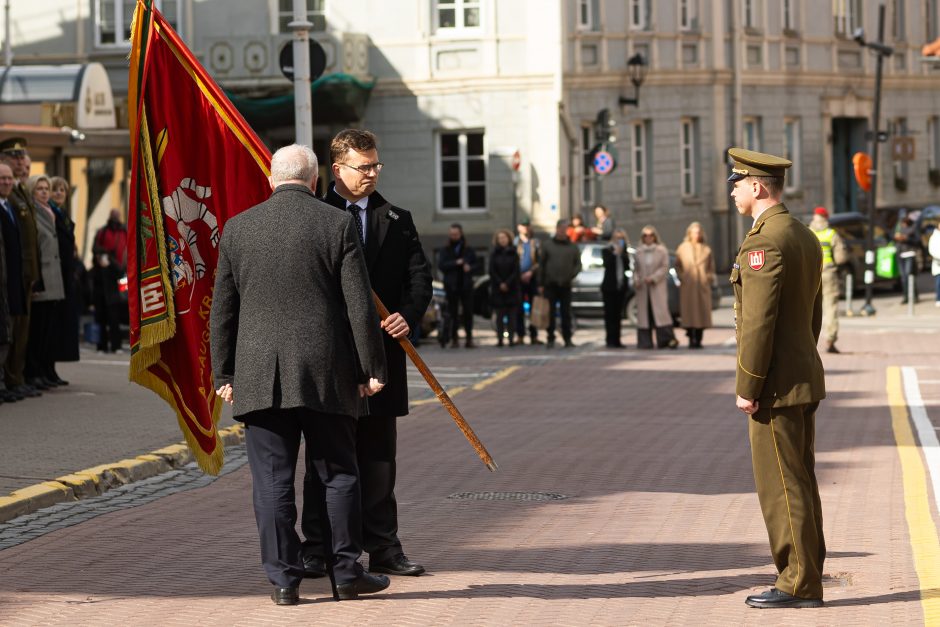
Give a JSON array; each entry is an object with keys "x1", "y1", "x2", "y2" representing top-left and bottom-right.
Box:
[
  {"x1": 49, "y1": 176, "x2": 79, "y2": 380},
  {"x1": 488, "y1": 228, "x2": 521, "y2": 347},
  {"x1": 929, "y1": 226, "x2": 940, "y2": 307},
  {"x1": 634, "y1": 225, "x2": 677, "y2": 349},
  {"x1": 92, "y1": 209, "x2": 128, "y2": 353},
  {"x1": 514, "y1": 217, "x2": 542, "y2": 344},
  {"x1": 24, "y1": 175, "x2": 65, "y2": 390},
  {"x1": 895, "y1": 215, "x2": 919, "y2": 304},
  {"x1": 438, "y1": 223, "x2": 477, "y2": 348},
  {"x1": 591, "y1": 204, "x2": 615, "y2": 241},
  {"x1": 809, "y1": 207, "x2": 848, "y2": 353},
  {"x1": 567, "y1": 214, "x2": 595, "y2": 243},
  {"x1": 0, "y1": 165, "x2": 14, "y2": 402},
  {"x1": 601, "y1": 229, "x2": 631, "y2": 348},
  {"x1": 538, "y1": 219, "x2": 581, "y2": 348},
  {"x1": 675, "y1": 221, "x2": 716, "y2": 349}
]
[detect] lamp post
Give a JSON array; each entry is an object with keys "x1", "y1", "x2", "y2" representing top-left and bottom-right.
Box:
[
  {"x1": 289, "y1": 0, "x2": 313, "y2": 147},
  {"x1": 854, "y1": 4, "x2": 893, "y2": 316},
  {"x1": 618, "y1": 53, "x2": 648, "y2": 107}
]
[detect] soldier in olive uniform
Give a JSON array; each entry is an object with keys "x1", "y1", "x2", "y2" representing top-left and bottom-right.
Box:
[
  {"x1": 0, "y1": 138, "x2": 42, "y2": 398},
  {"x1": 727, "y1": 148, "x2": 826, "y2": 609}
]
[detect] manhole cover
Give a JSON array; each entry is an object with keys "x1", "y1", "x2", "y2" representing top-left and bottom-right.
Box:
[{"x1": 447, "y1": 491, "x2": 568, "y2": 502}]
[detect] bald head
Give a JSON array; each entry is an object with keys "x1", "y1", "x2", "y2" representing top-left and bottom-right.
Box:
[{"x1": 269, "y1": 144, "x2": 319, "y2": 189}]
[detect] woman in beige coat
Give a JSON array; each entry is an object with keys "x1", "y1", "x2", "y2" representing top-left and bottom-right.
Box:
[
  {"x1": 634, "y1": 225, "x2": 677, "y2": 349},
  {"x1": 675, "y1": 222, "x2": 715, "y2": 349}
]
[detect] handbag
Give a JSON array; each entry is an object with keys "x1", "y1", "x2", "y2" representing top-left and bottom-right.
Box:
[{"x1": 530, "y1": 294, "x2": 551, "y2": 330}]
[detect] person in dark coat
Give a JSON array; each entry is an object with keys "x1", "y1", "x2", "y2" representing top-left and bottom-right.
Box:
[
  {"x1": 211, "y1": 144, "x2": 389, "y2": 605},
  {"x1": 538, "y1": 219, "x2": 582, "y2": 348},
  {"x1": 488, "y1": 228, "x2": 521, "y2": 346},
  {"x1": 301, "y1": 129, "x2": 433, "y2": 580},
  {"x1": 0, "y1": 164, "x2": 18, "y2": 402},
  {"x1": 49, "y1": 176, "x2": 79, "y2": 373},
  {"x1": 438, "y1": 223, "x2": 478, "y2": 348},
  {"x1": 601, "y1": 229, "x2": 631, "y2": 348},
  {"x1": 92, "y1": 210, "x2": 127, "y2": 352}
]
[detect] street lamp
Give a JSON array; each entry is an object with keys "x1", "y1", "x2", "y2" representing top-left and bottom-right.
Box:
[
  {"x1": 854, "y1": 4, "x2": 893, "y2": 316},
  {"x1": 619, "y1": 53, "x2": 648, "y2": 107}
]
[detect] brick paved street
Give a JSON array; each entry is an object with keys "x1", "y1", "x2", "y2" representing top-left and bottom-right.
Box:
[{"x1": 1, "y1": 296, "x2": 939, "y2": 625}]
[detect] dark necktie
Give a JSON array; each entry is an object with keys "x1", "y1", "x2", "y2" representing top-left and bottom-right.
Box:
[
  {"x1": 0, "y1": 199, "x2": 14, "y2": 223},
  {"x1": 348, "y1": 204, "x2": 365, "y2": 246}
]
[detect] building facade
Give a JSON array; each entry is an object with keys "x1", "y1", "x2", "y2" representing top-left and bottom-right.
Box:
[{"x1": 6, "y1": 0, "x2": 940, "y2": 266}]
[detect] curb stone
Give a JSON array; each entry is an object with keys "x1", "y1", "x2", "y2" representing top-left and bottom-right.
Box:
[{"x1": 0, "y1": 424, "x2": 245, "y2": 523}]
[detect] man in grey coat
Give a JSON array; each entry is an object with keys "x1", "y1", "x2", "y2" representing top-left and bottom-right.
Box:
[{"x1": 210, "y1": 144, "x2": 389, "y2": 605}]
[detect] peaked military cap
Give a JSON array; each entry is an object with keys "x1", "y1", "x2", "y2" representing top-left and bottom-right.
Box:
[
  {"x1": 0, "y1": 137, "x2": 28, "y2": 155},
  {"x1": 727, "y1": 147, "x2": 792, "y2": 182}
]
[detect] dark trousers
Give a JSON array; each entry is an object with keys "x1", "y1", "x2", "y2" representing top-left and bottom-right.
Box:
[
  {"x1": 516, "y1": 276, "x2": 539, "y2": 339},
  {"x1": 749, "y1": 402, "x2": 825, "y2": 599},
  {"x1": 601, "y1": 289, "x2": 625, "y2": 346},
  {"x1": 95, "y1": 302, "x2": 122, "y2": 352},
  {"x1": 25, "y1": 300, "x2": 57, "y2": 381},
  {"x1": 445, "y1": 288, "x2": 474, "y2": 342},
  {"x1": 685, "y1": 328, "x2": 704, "y2": 347},
  {"x1": 244, "y1": 408, "x2": 363, "y2": 587},
  {"x1": 636, "y1": 296, "x2": 676, "y2": 348},
  {"x1": 302, "y1": 414, "x2": 402, "y2": 563},
  {"x1": 899, "y1": 255, "x2": 918, "y2": 300},
  {"x1": 5, "y1": 313, "x2": 29, "y2": 387},
  {"x1": 494, "y1": 306, "x2": 518, "y2": 344},
  {"x1": 544, "y1": 284, "x2": 572, "y2": 343}
]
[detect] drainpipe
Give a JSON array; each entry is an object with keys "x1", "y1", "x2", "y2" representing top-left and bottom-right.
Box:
[{"x1": 4, "y1": 0, "x2": 12, "y2": 68}]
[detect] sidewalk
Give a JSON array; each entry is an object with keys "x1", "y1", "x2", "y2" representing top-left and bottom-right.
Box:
[{"x1": 0, "y1": 316, "x2": 936, "y2": 625}]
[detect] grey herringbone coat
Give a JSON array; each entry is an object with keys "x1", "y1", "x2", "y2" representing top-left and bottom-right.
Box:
[{"x1": 210, "y1": 184, "x2": 387, "y2": 419}]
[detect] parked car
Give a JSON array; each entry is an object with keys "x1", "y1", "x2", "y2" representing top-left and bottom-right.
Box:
[{"x1": 818, "y1": 212, "x2": 899, "y2": 292}]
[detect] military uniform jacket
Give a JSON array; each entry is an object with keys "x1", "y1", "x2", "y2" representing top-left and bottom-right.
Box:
[
  {"x1": 731, "y1": 203, "x2": 826, "y2": 407},
  {"x1": 10, "y1": 184, "x2": 40, "y2": 288},
  {"x1": 323, "y1": 185, "x2": 433, "y2": 418}
]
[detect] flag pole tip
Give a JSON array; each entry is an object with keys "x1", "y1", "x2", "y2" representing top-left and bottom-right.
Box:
[{"x1": 486, "y1": 460, "x2": 499, "y2": 472}]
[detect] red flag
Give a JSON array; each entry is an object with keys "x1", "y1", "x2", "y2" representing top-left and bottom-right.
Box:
[{"x1": 128, "y1": 1, "x2": 272, "y2": 473}]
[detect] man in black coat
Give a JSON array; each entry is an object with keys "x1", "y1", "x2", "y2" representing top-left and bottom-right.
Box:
[
  {"x1": 211, "y1": 144, "x2": 390, "y2": 605},
  {"x1": 438, "y1": 223, "x2": 478, "y2": 348},
  {"x1": 301, "y1": 129, "x2": 433, "y2": 579},
  {"x1": 0, "y1": 164, "x2": 22, "y2": 403}
]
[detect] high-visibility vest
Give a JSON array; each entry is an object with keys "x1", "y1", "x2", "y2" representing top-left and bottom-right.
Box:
[{"x1": 815, "y1": 228, "x2": 835, "y2": 266}]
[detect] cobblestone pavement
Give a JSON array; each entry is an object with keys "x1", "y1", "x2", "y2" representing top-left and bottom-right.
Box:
[{"x1": 1, "y1": 295, "x2": 939, "y2": 625}]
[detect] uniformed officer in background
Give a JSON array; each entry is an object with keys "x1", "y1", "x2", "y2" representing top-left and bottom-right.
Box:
[
  {"x1": 809, "y1": 206, "x2": 847, "y2": 354},
  {"x1": 727, "y1": 148, "x2": 827, "y2": 609}
]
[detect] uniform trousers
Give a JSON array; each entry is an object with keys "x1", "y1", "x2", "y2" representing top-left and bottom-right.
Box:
[
  {"x1": 820, "y1": 267, "x2": 839, "y2": 344},
  {"x1": 244, "y1": 407, "x2": 364, "y2": 588},
  {"x1": 5, "y1": 311, "x2": 29, "y2": 387},
  {"x1": 748, "y1": 401, "x2": 825, "y2": 599},
  {"x1": 302, "y1": 414, "x2": 403, "y2": 563}
]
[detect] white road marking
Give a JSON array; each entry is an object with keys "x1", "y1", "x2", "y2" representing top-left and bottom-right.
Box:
[{"x1": 902, "y1": 367, "x2": 940, "y2": 520}]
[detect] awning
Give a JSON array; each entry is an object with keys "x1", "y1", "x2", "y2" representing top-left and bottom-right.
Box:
[{"x1": 226, "y1": 73, "x2": 376, "y2": 131}]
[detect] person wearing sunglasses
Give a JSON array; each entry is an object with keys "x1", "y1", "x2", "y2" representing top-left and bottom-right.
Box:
[{"x1": 634, "y1": 225, "x2": 677, "y2": 349}]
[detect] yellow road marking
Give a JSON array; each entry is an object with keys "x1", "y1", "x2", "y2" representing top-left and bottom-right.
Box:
[
  {"x1": 887, "y1": 366, "x2": 940, "y2": 624},
  {"x1": 409, "y1": 365, "x2": 521, "y2": 407}
]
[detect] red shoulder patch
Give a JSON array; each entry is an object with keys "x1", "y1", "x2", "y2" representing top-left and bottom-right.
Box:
[{"x1": 747, "y1": 250, "x2": 765, "y2": 271}]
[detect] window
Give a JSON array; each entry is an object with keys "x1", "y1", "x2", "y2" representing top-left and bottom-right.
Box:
[
  {"x1": 783, "y1": 118, "x2": 801, "y2": 191},
  {"x1": 439, "y1": 131, "x2": 486, "y2": 211},
  {"x1": 679, "y1": 0, "x2": 698, "y2": 31},
  {"x1": 581, "y1": 126, "x2": 596, "y2": 206},
  {"x1": 783, "y1": 0, "x2": 797, "y2": 31},
  {"x1": 680, "y1": 118, "x2": 698, "y2": 197},
  {"x1": 742, "y1": 0, "x2": 762, "y2": 30},
  {"x1": 577, "y1": 0, "x2": 599, "y2": 31},
  {"x1": 891, "y1": 0, "x2": 906, "y2": 41},
  {"x1": 892, "y1": 117, "x2": 909, "y2": 184},
  {"x1": 436, "y1": 0, "x2": 481, "y2": 30},
  {"x1": 629, "y1": 0, "x2": 651, "y2": 30},
  {"x1": 833, "y1": 0, "x2": 863, "y2": 37},
  {"x1": 631, "y1": 120, "x2": 651, "y2": 201},
  {"x1": 743, "y1": 116, "x2": 763, "y2": 152},
  {"x1": 96, "y1": 0, "x2": 181, "y2": 46},
  {"x1": 928, "y1": 116, "x2": 940, "y2": 172},
  {"x1": 278, "y1": 0, "x2": 326, "y2": 33}
]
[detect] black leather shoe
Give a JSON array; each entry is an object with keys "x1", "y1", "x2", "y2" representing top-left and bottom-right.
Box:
[
  {"x1": 369, "y1": 553, "x2": 426, "y2": 576},
  {"x1": 270, "y1": 587, "x2": 299, "y2": 605},
  {"x1": 302, "y1": 554, "x2": 327, "y2": 579},
  {"x1": 745, "y1": 588, "x2": 823, "y2": 609},
  {"x1": 15, "y1": 385, "x2": 41, "y2": 398},
  {"x1": 0, "y1": 390, "x2": 19, "y2": 402},
  {"x1": 336, "y1": 572, "x2": 390, "y2": 600},
  {"x1": 25, "y1": 379, "x2": 49, "y2": 391}
]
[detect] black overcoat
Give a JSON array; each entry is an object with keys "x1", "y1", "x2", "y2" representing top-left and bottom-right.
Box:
[
  {"x1": 210, "y1": 184, "x2": 387, "y2": 419},
  {"x1": 323, "y1": 185, "x2": 432, "y2": 418},
  {"x1": 488, "y1": 245, "x2": 521, "y2": 308}
]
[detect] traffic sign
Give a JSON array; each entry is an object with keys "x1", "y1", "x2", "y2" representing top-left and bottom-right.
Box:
[
  {"x1": 891, "y1": 136, "x2": 915, "y2": 162},
  {"x1": 593, "y1": 149, "x2": 615, "y2": 175},
  {"x1": 279, "y1": 40, "x2": 327, "y2": 82}
]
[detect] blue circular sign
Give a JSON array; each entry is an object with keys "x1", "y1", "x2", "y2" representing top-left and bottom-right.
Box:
[{"x1": 593, "y1": 150, "x2": 615, "y2": 175}]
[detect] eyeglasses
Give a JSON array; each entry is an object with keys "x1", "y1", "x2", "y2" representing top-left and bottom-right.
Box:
[
  {"x1": 641, "y1": 233, "x2": 654, "y2": 238},
  {"x1": 340, "y1": 162, "x2": 384, "y2": 175}
]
